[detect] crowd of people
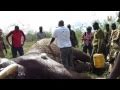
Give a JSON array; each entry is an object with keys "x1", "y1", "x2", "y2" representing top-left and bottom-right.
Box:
[
  {"x1": 0, "y1": 12, "x2": 120, "y2": 79},
  {"x1": 0, "y1": 25, "x2": 47, "y2": 58},
  {"x1": 48, "y1": 12, "x2": 120, "y2": 78}
]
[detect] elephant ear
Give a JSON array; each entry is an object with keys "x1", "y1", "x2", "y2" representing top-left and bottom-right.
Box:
[{"x1": 0, "y1": 64, "x2": 18, "y2": 79}]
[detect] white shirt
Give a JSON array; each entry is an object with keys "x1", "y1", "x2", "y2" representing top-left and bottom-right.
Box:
[{"x1": 52, "y1": 26, "x2": 72, "y2": 48}]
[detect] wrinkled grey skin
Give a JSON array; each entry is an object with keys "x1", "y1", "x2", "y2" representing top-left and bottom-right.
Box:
[
  {"x1": 13, "y1": 53, "x2": 92, "y2": 79},
  {"x1": 0, "y1": 38, "x2": 92, "y2": 79},
  {"x1": 0, "y1": 53, "x2": 91, "y2": 79}
]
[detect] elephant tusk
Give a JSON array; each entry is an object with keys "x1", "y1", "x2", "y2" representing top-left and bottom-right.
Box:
[{"x1": 0, "y1": 64, "x2": 18, "y2": 79}]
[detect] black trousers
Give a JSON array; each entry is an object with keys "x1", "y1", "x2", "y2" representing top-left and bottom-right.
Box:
[
  {"x1": 11, "y1": 46, "x2": 24, "y2": 58},
  {"x1": 83, "y1": 44, "x2": 93, "y2": 56},
  {"x1": 60, "y1": 47, "x2": 74, "y2": 68}
]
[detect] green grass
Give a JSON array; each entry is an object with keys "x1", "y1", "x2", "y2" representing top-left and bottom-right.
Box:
[{"x1": 4, "y1": 41, "x2": 36, "y2": 59}]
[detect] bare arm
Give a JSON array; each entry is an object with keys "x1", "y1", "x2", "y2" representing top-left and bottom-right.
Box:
[{"x1": 49, "y1": 38, "x2": 55, "y2": 45}]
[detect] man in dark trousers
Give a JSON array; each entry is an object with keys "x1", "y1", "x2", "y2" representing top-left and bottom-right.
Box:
[
  {"x1": 81, "y1": 26, "x2": 93, "y2": 56},
  {"x1": 67, "y1": 24, "x2": 78, "y2": 47},
  {"x1": 6, "y1": 26, "x2": 26, "y2": 58},
  {"x1": 49, "y1": 20, "x2": 74, "y2": 69},
  {"x1": 104, "y1": 24, "x2": 111, "y2": 61}
]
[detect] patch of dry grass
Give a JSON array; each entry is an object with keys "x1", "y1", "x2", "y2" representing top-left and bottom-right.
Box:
[{"x1": 4, "y1": 41, "x2": 36, "y2": 59}]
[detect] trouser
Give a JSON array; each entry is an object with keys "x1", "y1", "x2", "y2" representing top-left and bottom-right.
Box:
[
  {"x1": 11, "y1": 46, "x2": 24, "y2": 58},
  {"x1": 83, "y1": 44, "x2": 93, "y2": 56},
  {"x1": 60, "y1": 47, "x2": 74, "y2": 68},
  {"x1": 105, "y1": 46, "x2": 110, "y2": 60}
]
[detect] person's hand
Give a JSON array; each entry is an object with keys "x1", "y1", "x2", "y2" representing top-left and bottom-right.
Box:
[
  {"x1": 47, "y1": 44, "x2": 51, "y2": 48},
  {"x1": 21, "y1": 44, "x2": 24, "y2": 47},
  {"x1": 21, "y1": 42, "x2": 25, "y2": 47}
]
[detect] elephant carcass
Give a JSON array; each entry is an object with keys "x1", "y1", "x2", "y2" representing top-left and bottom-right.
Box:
[
  {"x1": 13, "y1": 53, "x2": 92, "y2": 79},
  {"x1": 72, "y1": 48, "x2": 91, "y2": 63},
  {"x1": 0, "y1": 38, "x2": 92, "y2": 79},
  {"x1": 72, "y1": 48, "x2": 92, "y2": 73},
  {"x1": 26, "y1": 38, "x2": 91, "y2": 73},
  {"x1": 0, "y1": 58, "x2": 24, "y2": 79},
  {"x1": 26, "y1": 38, "x2": 91, "y2": 63},
  {"x1": 0, "y1": 53, "x2": 92, "y2": 79}
]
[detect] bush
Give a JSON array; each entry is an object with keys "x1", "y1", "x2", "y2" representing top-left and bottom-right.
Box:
[{"x1": 74, "y1": 28, "x2": 83, "y2": 50}]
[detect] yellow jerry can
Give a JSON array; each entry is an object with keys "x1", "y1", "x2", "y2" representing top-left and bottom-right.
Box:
[{"x1": 93, "y1": 53, "x2": 105, "y2": 68}]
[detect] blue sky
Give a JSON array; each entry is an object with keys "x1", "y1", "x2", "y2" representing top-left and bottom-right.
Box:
[{"x1": 0, "y1": 11, "x2": 118, "y2": 34}]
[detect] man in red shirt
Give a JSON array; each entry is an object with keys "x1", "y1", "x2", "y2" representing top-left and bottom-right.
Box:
[{"x1": 6, "y1": 26, "x2": 26, "y2": 58}]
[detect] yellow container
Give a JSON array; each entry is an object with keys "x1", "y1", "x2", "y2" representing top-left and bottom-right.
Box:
[{"x1": 93, "y1": 53, "x2": 105, "y2": 68}]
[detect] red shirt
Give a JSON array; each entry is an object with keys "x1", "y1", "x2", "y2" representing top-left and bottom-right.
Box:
[{"x1": 6, "y1": 30, "x2": 26, "y2": 48}]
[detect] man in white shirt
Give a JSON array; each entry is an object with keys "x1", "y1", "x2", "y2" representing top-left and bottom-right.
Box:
[{"x1": 49, "y1": 20, "x2": 74, "y2": 69}]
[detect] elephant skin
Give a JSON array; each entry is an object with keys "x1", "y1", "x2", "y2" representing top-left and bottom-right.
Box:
[
  {"x1": 0, "y1": 38, "x2": 92, "y2": 79},
  {"x1": 13, "y1": 53, "x2": 92, "y2": 79},
  {"x1": 27, "y1": 38, "x2": 91, "y2": 64}
]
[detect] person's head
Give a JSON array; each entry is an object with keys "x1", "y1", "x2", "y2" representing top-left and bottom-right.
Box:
[
  {"x1": 67, "y1": 24, "x2": 71, "y2": 29},
  {"x1": 105, "y1": 24, "x2": 110, "y2": 32},
  {"x1": 58, "y1": 20, "x2": 64, "y2": 27},
  {"x1": 87, "y1": 26, "x2": 92, "y2": 33},
  {"x1": 111, "y1": 23, "x2": 116, "y2": 30},
  {"x1": 39, "y1": 26, "x2": 43, "y2": 32},
  {"x1": 15, "y1": 26, "x2": 19, "y2": 30},
  {"x1": 92, "y1": 22, "x2": 99, "y2": 30}
]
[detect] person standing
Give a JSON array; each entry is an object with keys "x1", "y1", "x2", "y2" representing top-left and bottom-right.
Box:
[
  {"x1": 0, "y1": 29, "x2": 7, "y2": 58},
  {"x1": 6, "y1": 26, "x2": 26, "y2": 58},
  {"x1": 108, "y1": 23, "x2": 120, "y2": 72},
  {"x1": 90, "y1": 22, "x2": 106, "y2": 74},
  {"x1": 81, "y1": 26, "x2": 93, "y2": 56},
  {"x1": 49, "y1": 20, "x2": 74, "y2": 69},
  {"x1": 67, "y1": 24, "x2": 78, "y2": 47},
  {"x1": 37, "y1": 26, "x2": 46, "y2": 40},
  {"x1": 92, "y1": 22, "x2": 105, "y2": 55},
  {"x1": 104, "y1": 24, "x2": 111, "y2": 61}
]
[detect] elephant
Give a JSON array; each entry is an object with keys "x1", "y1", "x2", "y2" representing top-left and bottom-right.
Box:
[
  {"x1": 26, "y1": 38, "x2": 92, "y2": 72},
  {"x1": 26, "y1": 38, "x2": 91, "y2": 63},
  {"x1": 0, "y1": 38, "x2": 92, "y2": 79}
]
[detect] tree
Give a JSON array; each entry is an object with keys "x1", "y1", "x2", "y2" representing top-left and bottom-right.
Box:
[{"x1": 26, "y1": 30, "x2": 37, "y2": 42}]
